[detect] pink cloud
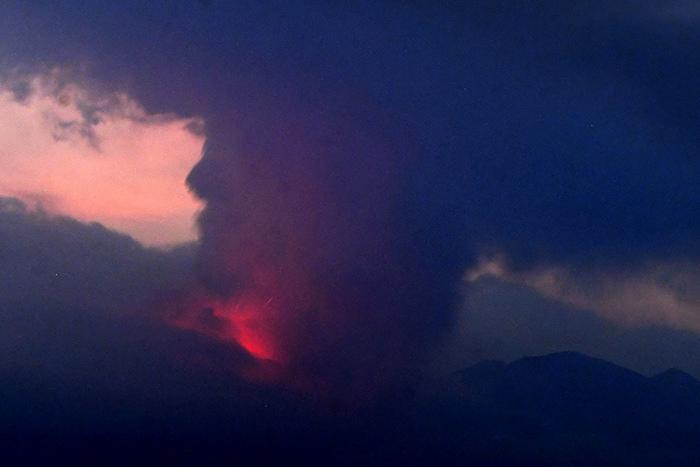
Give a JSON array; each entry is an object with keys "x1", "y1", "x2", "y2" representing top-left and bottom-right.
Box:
[{"x1": 0, "y1": 70, "x2": 205, "y2": 246}]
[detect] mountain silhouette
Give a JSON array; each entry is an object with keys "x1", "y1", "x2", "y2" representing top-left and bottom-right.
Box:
[
  {"x1": 4, "y1": 350, "x2": 700, "y2": 466},
  {"x1": 437, "y1": 352, "x2": 700, "y2": 466}
]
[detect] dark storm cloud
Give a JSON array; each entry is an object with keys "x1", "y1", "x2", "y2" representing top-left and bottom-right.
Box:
[{"x1": 453, "y1": 0, "x2": 700, "y2": 270}]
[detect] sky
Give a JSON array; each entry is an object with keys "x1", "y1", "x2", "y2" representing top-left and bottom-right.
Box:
[
  {"x1": 0, "y1": 70, "x2": 203, "y2": 245},
  {"x1": 3, "y1": 1, "x2": 700, "y2": 462}
]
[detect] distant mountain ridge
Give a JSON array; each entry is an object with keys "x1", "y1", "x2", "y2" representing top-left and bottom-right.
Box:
[
  {"x1": 459, "y1": 351, "x2": 700, "y2": 393},
  {"x1": 438, "y1": 352, "x2": 700, "y2": 466}
]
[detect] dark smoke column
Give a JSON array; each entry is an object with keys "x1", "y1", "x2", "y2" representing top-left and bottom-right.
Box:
[{"x1": 185, "y1": 85, "x2": 470, "y2": 398}]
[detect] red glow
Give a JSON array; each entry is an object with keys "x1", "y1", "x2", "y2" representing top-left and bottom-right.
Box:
[
  {"x1": 223, "y1": 298, "x2": 278, "y2": 361},
  {"x1": 167, "y1": 291, "x2": 282, "y2": 368},
  {"x1": 163, "y1": 256, "x2": 319, "y2": 386}
]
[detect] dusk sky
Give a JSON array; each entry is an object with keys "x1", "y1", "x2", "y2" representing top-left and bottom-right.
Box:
[
  {"x1": 3, "y1": 1, "x2": 700, "y2": 465},
  {"x1": 0, "y1": 71, "x2": 204, "y2": 245}
]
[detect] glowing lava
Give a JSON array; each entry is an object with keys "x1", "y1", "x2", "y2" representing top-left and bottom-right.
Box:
[
  {"x1": 224, "y1": 298, "x2": 278, "y2": 361},
  {"x1": 168, "y1": 291, "x2": 282, "y2": 366}
]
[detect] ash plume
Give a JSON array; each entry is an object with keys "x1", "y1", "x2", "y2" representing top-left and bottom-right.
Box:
[{"x1": 183, "y1": 89, "x2": 473, "y2": 397}]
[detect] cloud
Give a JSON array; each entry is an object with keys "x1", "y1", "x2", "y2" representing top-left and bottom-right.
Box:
[
  {"x1": 466, "y1": 255, "x2": 700, "y2": 333},
  {"x1": 0, "y1": 69, "x2": 204, "y2": 246},
  {"x1": 0, "y1": 196, "x2": 194, "y2": 314}
]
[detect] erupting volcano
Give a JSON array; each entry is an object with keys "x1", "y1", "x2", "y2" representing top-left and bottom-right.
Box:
[
  {"x1": 193, "y1": 297, "x2": 278, "y2": 361},
  {"x1": 158, "y1": 84, "x2": 473, "y2": 398},
  {"x1": 166, "y1": 288, "x2": 287, "y2": 379},
  {"x1": 225, "y1": 298, "x2": 278, "y2": 361}
]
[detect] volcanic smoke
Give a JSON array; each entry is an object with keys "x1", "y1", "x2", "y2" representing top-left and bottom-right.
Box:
[{"x1": 168, "y1": 89, "x2": 471, "y2": 398}]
